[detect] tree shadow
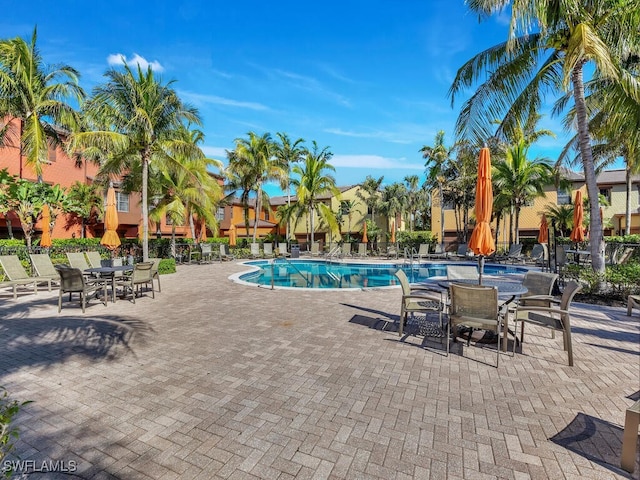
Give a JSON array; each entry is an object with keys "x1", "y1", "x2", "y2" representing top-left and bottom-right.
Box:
[{"x1": 550, "y1": 412, "x2": 639, "y2": 478}]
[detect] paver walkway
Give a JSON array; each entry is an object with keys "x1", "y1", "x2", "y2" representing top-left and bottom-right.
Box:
[{"x1": 1, "y1": 262, "x2": 638, "y2": 479}]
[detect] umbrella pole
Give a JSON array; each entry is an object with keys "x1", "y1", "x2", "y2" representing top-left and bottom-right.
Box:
[{"x1": 478, "y1": 255, "x2": 484, "y2": 285}]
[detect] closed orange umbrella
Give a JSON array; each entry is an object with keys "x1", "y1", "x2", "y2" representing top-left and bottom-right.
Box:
[
  {"x1": 40, "y1": 204, "x2": 52, "y2": 248},
  {"x1": 570, "y1": 191, "x2": 585, "y2": 242},
  {"x1": 229, "y1": 224, "x2": 236, "y2": 247},
  {"x1": 362, "y1": 221, "x2": 368, "y2": 243},
  {"x1": 538, "y1": 215, "x2": 549, "y2": 244},
  {"x1": 101, "y1": 185, "x2": 121, "y2": 250},
  {"x1": 390, "y1": 220, "x2": 396, "y2": 243},
  {"x1": 468, "y1": 147, "x2": 496, "y2": 284}
]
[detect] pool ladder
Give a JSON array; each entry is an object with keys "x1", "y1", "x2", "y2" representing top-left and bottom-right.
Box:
[{"x1": 268, "y1": 257, "x2": 312, "y2": 289}]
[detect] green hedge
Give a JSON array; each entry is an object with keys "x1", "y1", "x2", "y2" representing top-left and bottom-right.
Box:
[{"x1": 158, "y1": 258, "x2": 176, "y2": 275}]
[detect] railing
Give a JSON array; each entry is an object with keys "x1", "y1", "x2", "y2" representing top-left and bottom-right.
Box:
[{"x1": 268, "y1": 257, "x2": 312, "y2": 289}]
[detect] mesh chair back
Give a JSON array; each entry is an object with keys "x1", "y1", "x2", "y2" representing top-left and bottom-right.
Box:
[
  {"x1": 67, "y1": 252, "x2": 90, "y2": 271},
  {"x1": 30, "y1": 254, "x2": 58, "y2": 277},
  {"x1": 263, "y1": 243, "x2": 273, "y2": 256},
  {"x1": 447, "y1": 265, "x2": 478, "y2": 280},
  {"x1": 132, "y1": 262, "x2": 153, "y2": 283},
  {"x1": 250, "y1": 243, "x2": 260, "y2": 257},
  {"x1": 278, "y1": 243, "x2": 288, "y2": 255},
  {"x1": 449, "y1": 283, "x2": 498, "y2": 320},
  {"x1": 86, "y1": 251, "x2": 104, "y2": 268},
  {"x1": 201, "y1": 243, "x2": 212, "y2": 255},
  {"x1": 341, "y1": 243, "x2": 351, "y2": 256},
  {"x1": 529, "y1": 244, "x2": 544, "y2": 261},
  {"x1": 357, "y1": 243, "x2": 367, "y2": 257},
  {"x1": 56, "y1": 265, "x2": 86, "y2": 292},
  {"x1": 0, "y1": 255, "x2": 31, "y2": 280},
  {"x1": 417, "y1": 244, "x2": 429, "y2": 257}
]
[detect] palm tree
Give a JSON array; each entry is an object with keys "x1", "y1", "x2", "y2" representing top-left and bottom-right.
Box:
[
  {"x1": 421, "y1": 131, "x2": 453, "y2": 245},
  {"x1": 0, "y1": 27, "x2": 84, "y2": 181},
  {"x1": 356, "y1": 175, "x2": 384, "y2": 227},
  {"x1": 493, "y1": 141, "x2": 553, "y2": 244},
  {"x1": 8, "y1": 179, "x2": 46, "y2": 249},
  {"x1": 228, "y1": 132, "x2": 283, "y2": 243},
  {"x1": 69, "y1": 62, "x2": 200, "y2": 261},
  {"x1": 450, "y1": 0, "x2": 640, "y2": 274},
  {"x1": 291, "y1": 141, "x2": 341, "y2": 244},
  {"x1": 403, "y1": 175, "x2": 420, "y2": 232},
  {"x1": 274, "y1": 132, "x2": 305, "y2": 240},
  {"x1": 543, "y1": 204, "x2": 574, "y2": 238},
  {"x1": 380, "y1": 182, "x2": 408, "y2": 242},
  {"x1": 65, "y1": 181, "x2": 104, "y2": 238}
]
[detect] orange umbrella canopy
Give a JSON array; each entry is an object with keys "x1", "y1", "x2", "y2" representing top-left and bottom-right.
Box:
[
  {"x1": 538, "y1": 215, "x2": 549, "y2": 244},
  {"x1": 390, "y1": 220, "x2": 396, "y2": 243},
  {"x1": 570, "y1": 191, "x2": 585, "y2": 242},
  {"x1": 40, "y1": 204, "x2": 52, "y2": 248},
  {"x1": 362, "y1": 221, "x2": 368, "y2": 243},
  {"x1": 101, "y1": 186, "x2": 121, "y2": 250},
  {"x1": 228, "y1": 224, "x2": 237, "y2": 247},
  {"x1": 469, "y1": 147, "x2": 496, "y2": 256}
]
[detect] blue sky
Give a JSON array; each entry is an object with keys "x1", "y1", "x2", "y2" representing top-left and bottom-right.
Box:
[{"x1": 3, "y1": 0, "x2": 578, "y2": 195}]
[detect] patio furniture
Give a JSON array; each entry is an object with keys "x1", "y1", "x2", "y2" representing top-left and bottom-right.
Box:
[
  {"x1": 263, "y1": 243, "x2": 274, "y2": 257},
  {"x1": 310, "y1": 242, "x2": 321, "y2": 256},
  {"x1": 514, "y1": 281, "x2": 581, "y2": 366},
  {"x1": 55, "y1": 265, "x2": 108, "y2": 313},
  {"x1": 451, "y1": 243, "x2": 470, "y2": 260},
  {"x1": 0, "y1": 255, "x2": 41, "y2": 299},
  {"x1": 340, "y1": 242, "x2": 352, "y2": 258},
  {"x1": 356, "y1": 243, "x2": 367, "y2": 258},
  {"x1": 29, "y1": 253, "x2": 61, "y2": 288},
  {"x1": 200, "y1": 243, "x2": 214, "y2": 263},
  {"x1": 448, "y1": 282, "x2": 504, "y2": 367},
  {"x1": 413, "y1": 243, "x2": 429, "y2": 262},
  {"x1": 66, "y1": 252, "x2": 91, "y2": 271},
  {"x1": 84, "y1": 264, "x2": 134, "y2": 302},
  {"x1": 394, "y1": 269, "x2": 444, "y2": 337},
  {"x1": 525, "y1": 243, "x2": 547, "y2": 268},
  {"x1": 250, "y1": 243, "x2": 261, "y2": 258},
  {"x1": 115, "y1": 262, "x2": 155, "y2": 303},
  {"x1": 220, "y1": 244, "x2": 235, "y2": 261},
  {"x1": 446, "y1": 265, "x2": 478, "y2": 281},
  {"x1": 627, "y1": 295, "x2": 640, "y2": 316},
  {"x1": 495, "y1": 244, "x2": 523, "y2": 264},
  {"x1": 621, "y1": 399, "x2": 640, "y2": 473},
  {"x1": 426, "y1": 243, "x2": 448, "y2": 260},
  {"x1": 386, "y1": 243, "x2": 399, "y2": 259},
  {"x1": 616, "y1": 247, "x2": 635, "y2": 265},
  {"x1": 148, "y1": 257, "x2": 162, "y2": 292},
  {"x1": 86, "y1": 251, "x2": 104, "y2": 269},
  {"x1": 278, "y1": 243, "x2": 290, "y2": 257}
]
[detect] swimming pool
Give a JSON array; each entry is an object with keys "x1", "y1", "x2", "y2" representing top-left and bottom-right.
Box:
[{"x1": 233, "y1": 259, "x2": 528, "y2": 290}]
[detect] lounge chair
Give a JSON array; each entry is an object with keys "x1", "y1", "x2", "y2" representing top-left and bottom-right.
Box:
[
  {"x1": 220, "y1": 244, "x2": 235, "y2": 261},
  {"x1": 29, "y1": 253, "x2": 61, "y2": 288},
  {"x1": 263, "y1": 243, "x2": 274, "y2": 257},
  {"x1": 446, "y1": 265, "x2": 478, "y2": 281},
  {"x1": 115, "y1": 262, "x2": 155, "y2": 304},
  {"x1": 250, "y1": 243, "x2": 261, "y2": 258},
  {"x1": 0, "y1": 255, "x2": 41, "y2": 298},
  {"x1": 278, "y1": 242, "x2": 290, "y2": 257},
  {"x1": 451, "y1": 243, "x2": 470, "y2": 260},
  {"x1": 55, "y1": 265, "x2": 108, "y2": 313},
  {"x1": 356, "y1": 243, "x2": 367, "y2": 258},
  {"x1": 448, "y1": 283, "x2": 504, "y2": 367},
  {"x1": 514, "y1": 281, "x2": 581, "y2": 366},
  {"x1": 628, "y1": 295, "x2": 640, "y2": 317},
  {"x1": 426, "y1": 244, "x2": 448, "y2": 260},
  {"x1": 66, "y1": 252, "x2": 91, "y2": 271},
  {"x1": 200, "y1": 243, "x2": 214, "y2": 263},
  {"x1": 86, "y1": 251, "x2": 104, "y2": 269},
  {"x1": 413, "y1": 243, "x2": 429, "y2": 262},
  {"x1": 310, "y1": 242, "x2": 321, "y2": 256},
  {"x1": 386, "y1": 243, "x2": 399, "y2": 259},
  {"x1": 495, "y1": 244, "x2": 523, "y2": 264},
  {"x1": 394, "y1": 269, "x2": 444, "y2": 336},
  {"x1": 340, "y1": 243, "x2": 352, "y2": 258}
]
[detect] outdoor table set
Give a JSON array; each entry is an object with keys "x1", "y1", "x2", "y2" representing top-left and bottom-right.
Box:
[{"x1": 84, "y1": 265, "x2": 133, "y2": 303}]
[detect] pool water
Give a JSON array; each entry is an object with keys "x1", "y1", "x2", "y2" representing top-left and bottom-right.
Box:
[{"x1": 237, "y1": 259, "x2": 527, "y2": 289}]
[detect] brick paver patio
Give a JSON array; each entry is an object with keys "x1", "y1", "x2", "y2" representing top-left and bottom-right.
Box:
[{"x1": 1, "y1": 261, "x2": 638, "y2": 479}]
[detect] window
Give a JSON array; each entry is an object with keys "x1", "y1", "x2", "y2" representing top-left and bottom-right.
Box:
[
  {"x1": 215, "y1": 207, "x2": 224, "y2": 221},
  {"x1": 557, "y1": 188, "x2": 571, "y2": 205},
  {"x1": 115, "y1": 192, "x2": 129, "y2": 212},
  {"x1": 599, "y1": 188, "x2": 611, "y2": 204}
]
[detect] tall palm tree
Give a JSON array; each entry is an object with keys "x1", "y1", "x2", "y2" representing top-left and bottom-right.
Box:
[
  {"x1": 228, "y1": 132, "x2": 283, "y2": 243},
  {"x1": 380, "y1": 182, "x2": 408, "y2": 241},
  {"x1": 421, "y1": 131, "x2": 453, "y2": 245},
  {"x1": 69, "y1": 62, "x2": 200, "y2": 261},
  {"x1": 0, "y1": 27, "x2": 84, "y2": 181},
  {"x1": 403, "y1": 175, "x2": 420, "y2": 232},
  {"x1": 450, "y1": 0, "x2": 640, "y2": 274},
  {"x1": 291, "y1": 141, "x2": 341, "y2": 244},
  {"x1": 543, "y1": 204, "x2": 574, "y2": 238},
  {"x1": 275, "y1": 132, "x2": 305, "y2": 240},
  {"x1": 356, "y1": 175, "x2": 384, "y2": 228}
]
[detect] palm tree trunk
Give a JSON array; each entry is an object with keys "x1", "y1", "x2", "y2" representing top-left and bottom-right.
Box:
[
  {"x1": 514, "y1": 206, "x2": 521, "y2": 244},
  {"x1": 439, "y1": 182, "x2": 444, "y2": 245},
  {"x1": 572, "y1": 63, "x2": 605, "y2": 274},
  {"x1": 253, "y1": 187, "x2": 261, "y2": 242},
  {"x1": 188, "y1": 213, "x2": 196, "y2": 243},
  {"x1": 508, "y1": 208, "x2": 514, "y2": 246},
  {"x1": 171, "y1": 225, "x2": 177, "y2": 258},
  {"x1": 6, "y1": 218, "x2": 14, "y2": 239},
  {"x1": 141, "y1": 151, "x2": 150, "y2": 261},
  {"x1": 625, "y1": 164, "x2": 631, "y2": 235}
]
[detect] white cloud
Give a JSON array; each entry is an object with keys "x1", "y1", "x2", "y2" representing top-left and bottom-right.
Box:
[
  {"x1": 107, "y1": 53, "x2": 164, "y2": 72},
  {"x1": 324, "y1": 127, "x2": 418, "y2": 145},
  {"x1": 331, "y1": 154, "x2": 423, "y2": 170},
  {"x1": 178, "y1": 90, "x2": 268, "y2": 111},
  {"x1": 201, "y1": 146, "x2": 230, "y2": 158}
]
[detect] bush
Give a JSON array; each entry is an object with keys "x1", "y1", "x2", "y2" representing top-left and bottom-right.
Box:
[
  {"x1": 396, "y1": 231, "x2": 437, "y2": 250},
  {"x1": 157, "y1": 258, "x2": 176, "y2": 275},
  {"x1": 0, "y1": 386, "x2": 31, "y2": 477}
]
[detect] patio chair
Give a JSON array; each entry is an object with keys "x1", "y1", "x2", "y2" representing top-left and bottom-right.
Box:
[
  {"x1": 29, "y1": 253, "x2": 61, "y2": 288},
  {"x1": 525, "y1": 244, "x2": 546, "y2": 267},
  {"x1": 340, "y1": 242, "x2": 352, "y2": 258},
  {"x1": 627, "y1": 295, "x2": 640, "y2": 317},
  {"x1": 616, "y1": 247, "x2": 635, "y2": 265},
  {"x1": 0, "y1": 255, "x2": 41, "y2": 299},
  {"x1": 426, "y1": 243, "x2": 448, "y2": 260},
  {"x1": 448, "y1": 283, "x2": 504, "y2": 367},
  {"x1": 394, "y1": 269, "x2": 444, "y2": 336},
  {"x1": 200, "y1": 243, "x2": 214, "y2": 263},
  {"x1": 451, "y1": 243, "x2": 470, "y2": 260},
  {"x1": 86, "y1": 251, "x2": 104, "y2": 269},
  {"x1": 310, "y1": 242, "x2": 321, "y2": 256},
  {"x1": 148, "y1": 257, "x2": 162, "y2": 292},
  {"x1": 413, "y1": 243, "x2": 429, "y2": 262},
  {"x1": 386, "y1": 243, "x2": 399, "y2": 259},
  {"x1": 263, "y1": 243, "x2": 274, "y2": 257},
  {"x1": 66, "y1": 252, "x2": 91, "y2": 271},
  {"x1": 55, "y1": 265, "x2": 108, "y2": 313},
  {"x1": 514, "y1": 280, "x2": 581, "y2": 366},
  {"x1": 250, "y1": 243, "x2": 261, "y2": 258},
  {"x1": 220, "y1": 244, "x2": 235, "y2": 261},
  {"x1": 495, "y1": 244, "x2": 523, "y2": 264},
  {"x1": 115, "y1": 262, "x2": 155, "y2": 304},
  {"x1": 446, "y1": 265, "x2": 478, "y2": 281},
  {"x1": 278, "y1": 242, "x2": 290, "y2": 257},
  {"x1": 356, "y1": 243, "x2": 367, "y2": 258}
]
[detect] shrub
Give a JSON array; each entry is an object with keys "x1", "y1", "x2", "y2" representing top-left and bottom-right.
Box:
[
  {"x1": 157, "y1": 258, "x2": 176, "y2": 275},
  {"x1": 0, "y1": 386, "x2": 31, "y2": 477},
  {"x1": 396, "y1": 231, "x2": 437, "y2": 249}
]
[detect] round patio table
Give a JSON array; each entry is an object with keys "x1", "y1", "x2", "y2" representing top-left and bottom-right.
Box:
[{"x1": 85, "y1": 265, "x2": 133, "y2": 303}]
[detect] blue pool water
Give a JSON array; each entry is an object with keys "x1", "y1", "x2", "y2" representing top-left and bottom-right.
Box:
[{"x1": 236, "y1": 260, "x2": 527, "y2": 289}]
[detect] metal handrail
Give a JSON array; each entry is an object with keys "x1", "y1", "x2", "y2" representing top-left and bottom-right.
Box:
[{"x1": 269, "y1": 256, "x2": 312, "y2": 289}]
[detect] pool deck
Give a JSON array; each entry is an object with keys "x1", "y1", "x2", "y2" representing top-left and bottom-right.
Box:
[{"x1": 1, "y1": 261, "x2": 638, "y2": 479}]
